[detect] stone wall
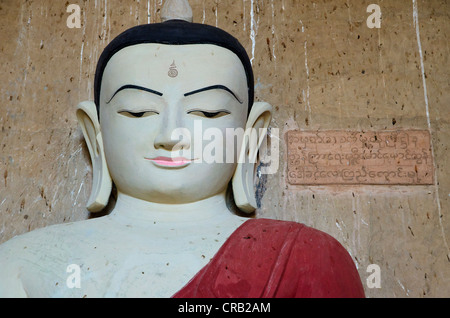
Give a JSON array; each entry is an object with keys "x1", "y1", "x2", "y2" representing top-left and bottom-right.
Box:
[{"x1": 0, "y1": 0, "x2": 448, "y2": 297}]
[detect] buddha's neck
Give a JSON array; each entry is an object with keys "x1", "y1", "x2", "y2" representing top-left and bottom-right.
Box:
[{"x1": 110, "y1": 190, "x2": 233, "y2": 224}]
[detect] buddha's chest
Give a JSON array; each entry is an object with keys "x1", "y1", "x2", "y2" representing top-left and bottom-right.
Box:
[
  {"x1": 47, "y1": 232, "x2": 227, "y2": 298},
  {"x1": 103, "y1": 239, "x2": 222, "y2": 297},
  {"x1": 91, "y1": 251, "x2": 210, "y2": 297}
]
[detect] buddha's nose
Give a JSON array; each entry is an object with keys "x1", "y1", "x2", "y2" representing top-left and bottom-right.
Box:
[{"x1": 154, "y1": 110, "x2": 190, "y2": 151}]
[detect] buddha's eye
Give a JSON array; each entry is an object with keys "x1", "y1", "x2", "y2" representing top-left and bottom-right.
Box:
[
  {"x1": 118, "y1": 110, "x2": 159, "y2": 118},
  {"x1": 187, "y1": 110, "x2": 230, "y2": 119}
]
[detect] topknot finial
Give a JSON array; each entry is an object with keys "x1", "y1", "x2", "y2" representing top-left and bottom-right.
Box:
[{"x1": 161, "y1": 0, "x2": 193, "y2": 23}]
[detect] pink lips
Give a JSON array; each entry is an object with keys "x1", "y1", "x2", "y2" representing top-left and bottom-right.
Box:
[{"x1": 146, "y1": 156, "x2": 194, "y2": 167}]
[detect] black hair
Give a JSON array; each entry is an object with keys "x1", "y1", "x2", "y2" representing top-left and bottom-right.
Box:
[{"x1": 94, "y1": 20, "x2": 254, "y2": 119}]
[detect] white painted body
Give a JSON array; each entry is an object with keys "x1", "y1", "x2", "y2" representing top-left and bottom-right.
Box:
[{"x1": 0, "y1": 192, "x2": 247, "y2": 297}]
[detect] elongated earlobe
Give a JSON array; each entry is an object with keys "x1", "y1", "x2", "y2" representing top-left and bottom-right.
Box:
[
  {"x1": 232, "y1": 102, "x2": 272, "y2": 214},
  {"x1": 76, "y1": 101, "x2": 112, "y2": 212}
]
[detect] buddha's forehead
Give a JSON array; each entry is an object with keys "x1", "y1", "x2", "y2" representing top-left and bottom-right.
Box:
[{"x1": 101, "y1": 43, "x2": 248, "y2": 102}]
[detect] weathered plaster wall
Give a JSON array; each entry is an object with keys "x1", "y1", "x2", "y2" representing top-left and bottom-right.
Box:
[{"x1": 0, "y1": 0, "x2": 448, "y2": 297}]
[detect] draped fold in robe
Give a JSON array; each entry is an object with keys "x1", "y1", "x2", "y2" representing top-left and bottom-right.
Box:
[{"x1": 173, "y1": 219, "x2": 365, "y2": 298}]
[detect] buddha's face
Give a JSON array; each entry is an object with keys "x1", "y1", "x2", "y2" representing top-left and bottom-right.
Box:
[{"x1": 99, "y1": 44, "x2": 249, "y2": 204}]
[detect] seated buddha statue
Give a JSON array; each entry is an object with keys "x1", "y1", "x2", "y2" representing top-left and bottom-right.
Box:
[{"x1": 0, "y1": 0, "x2": 364, "y2": 298}]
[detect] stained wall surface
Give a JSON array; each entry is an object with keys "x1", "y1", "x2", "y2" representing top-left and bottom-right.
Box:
[{"x1": 0, "y1": 0, "x2": 449, "y2": 297}]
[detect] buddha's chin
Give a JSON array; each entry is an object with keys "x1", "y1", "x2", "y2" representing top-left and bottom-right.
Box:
[
  {"x1": 117, "y1": 183, "x2": 224, "y2": 205},
  {"x1": 111, "y1": 162, "x2": 235, "y2": 204}
]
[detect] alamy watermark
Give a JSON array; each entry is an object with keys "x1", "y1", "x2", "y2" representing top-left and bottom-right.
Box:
[
  {"x1": 366, "y1": 264, "x2": 382, "y2": 289},
  {"x1": 169, "y1": 121, "x2": 280, "y2": 175},
  {"x1": 367, "y1": 4, "x2": 382, "y2": 29},
  {"x1": 66, "y1": 264, "x2": 81, "y2": 289},
  {"x1": 66, "y1": 4, "x2": 81, "y2": 29}
]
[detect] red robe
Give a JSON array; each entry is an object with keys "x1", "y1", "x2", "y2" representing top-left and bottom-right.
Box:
[{"x1": 173, "y1": 218, "x2": 365, "y2": 298}]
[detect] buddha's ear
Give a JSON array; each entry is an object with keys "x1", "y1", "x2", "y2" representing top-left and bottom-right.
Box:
[
  {"x1": 232, "y1": 102, "x2": 273, "y2": 214},
  {"x1": 76, "y1": 101, "x2": 112, "y2": 212}
]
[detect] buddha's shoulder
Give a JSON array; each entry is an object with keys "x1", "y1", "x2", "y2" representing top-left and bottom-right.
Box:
[
  {"x1": 241, "y1": 218, "x2": 320, "y2": 234},
  {"x1": 240, "y1": 218, "x2": 346, "y2": 250},
  {"x1": 0, "y1": 217, "x2": 119, "y2": 297},
  {"x1": 0, "y1": 217, "x2": 112, "y2": 261}
]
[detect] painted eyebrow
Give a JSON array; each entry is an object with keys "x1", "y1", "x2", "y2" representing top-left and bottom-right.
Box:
[
  {"x1": 184, "y1": 85, "x2": 243, "y2": 104},
  {"x1": 106, "y1": 85, "x2": 163, "y2": 104}
]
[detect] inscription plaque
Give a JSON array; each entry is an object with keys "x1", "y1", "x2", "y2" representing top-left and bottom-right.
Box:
[{"x1": 287, "y1": 130, "x2": 433, "y2": 185}]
